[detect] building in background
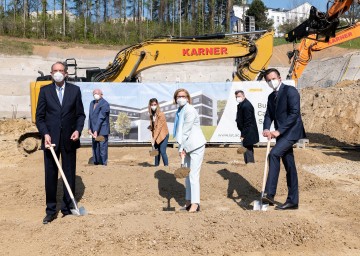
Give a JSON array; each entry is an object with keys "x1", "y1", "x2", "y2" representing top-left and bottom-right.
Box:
[{"x1": 231, "y1": 2, "x2": 312, "y2": 37}]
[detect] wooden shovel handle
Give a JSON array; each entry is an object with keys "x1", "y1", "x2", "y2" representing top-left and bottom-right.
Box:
[
  {"x1": 45, "y1": 144, "x2": 76, "y2": 201},
  {"x1": 261, "y1": 139, "x2": 271, "y2": 194}
]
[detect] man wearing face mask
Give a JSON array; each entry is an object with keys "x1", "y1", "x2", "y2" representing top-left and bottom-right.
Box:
[
  {"x1": 235, "y1": 90, "x2": 259, "y2": 164},
  {"x1": 88, "y1": 89, "x2": 110, "y2": 166},
  {"x1": 36, "y1": 61, "x2": 86, "y2": 224},
  {"x1": 262, "y1": 68, "x2": 306, "y2": 210}
]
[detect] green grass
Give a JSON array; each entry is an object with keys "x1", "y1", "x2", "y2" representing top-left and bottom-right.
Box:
[
  {"x1": 201, "y1": 126, "x2": 216, "y2": 141},
  {"x1": 0, "y1": 39, "x2": 33, "y2": 55},
  {"x1": 273, "y1": 37, "x2": 289, "y2": 46},
  {"x1": 337, "y1": 38, "x2": 360, "y2": 49}
]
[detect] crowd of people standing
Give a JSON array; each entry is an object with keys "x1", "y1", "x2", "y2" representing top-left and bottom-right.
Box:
[{"x1": 36, "y1": 61, "x2": 305, "y2": 224}]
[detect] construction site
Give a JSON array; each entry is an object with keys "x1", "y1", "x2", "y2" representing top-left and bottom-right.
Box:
[{"x1": 0, "y1": 1, "x2": 360, "y2": 255}]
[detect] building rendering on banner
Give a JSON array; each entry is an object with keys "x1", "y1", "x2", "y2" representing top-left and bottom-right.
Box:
[{"x1": 108, "y1": 91, "x2": 217, "y2": 141}]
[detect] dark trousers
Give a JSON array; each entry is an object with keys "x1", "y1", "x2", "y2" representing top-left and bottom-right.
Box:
[
  {"x1": 92, "y1": 135, "x2": 108, "y2": 165},
  {"x1": 243, "y1": 145, "x2": 255, "y2": 163},
  {"x1": 44, "y1": 140, "x2": 76, "y2": 215},
  {"x1": 265, "y1": 137, "x2": 299, "y2": 204},
  {"x1": 154, "y1": 134, "x2": 169, "y2": 166}
]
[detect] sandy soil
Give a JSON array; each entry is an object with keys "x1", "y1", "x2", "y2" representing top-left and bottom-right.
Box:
[{"x1": 0, "y1": 81, "x2": 359, "y2": 255}]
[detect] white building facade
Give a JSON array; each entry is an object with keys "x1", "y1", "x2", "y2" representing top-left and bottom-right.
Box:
[{"x1": 232, "y1": 2, "x2": 312, "y2": 37}]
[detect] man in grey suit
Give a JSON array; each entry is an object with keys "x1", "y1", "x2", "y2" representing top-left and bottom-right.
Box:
[{"x1": 88, "y1": 89, "x2": 110, "y2": 166}]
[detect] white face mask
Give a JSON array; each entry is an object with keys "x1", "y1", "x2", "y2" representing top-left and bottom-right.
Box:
[
  {"x1": 267, "y1": 79, "x2": 280, "y2": 90},
  {"x1": 53, "y1": 72, "x2": 65, "y2": 83},
  {"x1": 177, "y1": 97, "x2": 188, "y2": 107},
  {"x1": 93, "y1": 94, "x2": 101, "y2": 100},
  {"x1": 151, "y1": 106, "x2": 157, "y2": 111},
  {"x1": 236, "y1": 97, "x2": 244, "y2": 103}
]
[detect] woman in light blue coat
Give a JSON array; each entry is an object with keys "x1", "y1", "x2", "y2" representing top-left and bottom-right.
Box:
[{"x1": 173, "y1": 88, "x2": 206, "y2": 213}]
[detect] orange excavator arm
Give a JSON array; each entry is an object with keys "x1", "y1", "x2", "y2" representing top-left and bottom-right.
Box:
[
  {"x1": 286, "y1": 22, "x2": 360, "y2": 84},
  {"x1": 285, "y1": 0, "x2": 357, "y2": 43}
]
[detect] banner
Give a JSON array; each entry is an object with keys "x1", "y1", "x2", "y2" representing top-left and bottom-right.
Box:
[{"x1": 78, "y1": 81, "x2": 295, "y2": 144}]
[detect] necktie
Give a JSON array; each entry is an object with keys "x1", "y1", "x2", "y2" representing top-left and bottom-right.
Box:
[
  {"x1": 58, "y1": 87, "x2": 63, "y2": 105},
  {"x1": 274, "y1": 91, "x2": 278, "y2": 103},
  {"x1": 94, "y1": 100, "x2": 99, "y2": 109}
]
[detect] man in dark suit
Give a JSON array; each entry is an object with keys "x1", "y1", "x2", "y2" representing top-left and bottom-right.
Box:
[
  {"x1": 88, "y1": 88, "x2": 110, "y2": 166},
  {"x1": 262, "y1": 68, "x2": 306, "y2": 210},
  {"x1": 36, "y1": 61, "x2": 86, "y2": 224},
  {"x1": 235, "y1": 90, "x2": 259, "y2": 164}
]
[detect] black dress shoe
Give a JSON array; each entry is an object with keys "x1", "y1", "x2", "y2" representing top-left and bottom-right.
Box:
[
  {"x1": 43, "y1": 214, "x2": 57, "y2": 224},
  {"x1": 261, "y1": 195, "x2": 275, "y2": 206},
  {"x1": 61, "y1": 211, "x2": 73, "y2": 217},
  {"x1": 275, "y1": 202, "x2": 298, "y2": 210}
]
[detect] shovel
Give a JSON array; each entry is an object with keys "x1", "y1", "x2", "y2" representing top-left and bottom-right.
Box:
[
  {"x1": 149, "y1": 137, "x2": 159, "y2": 157},
  {"x1": 237, "y1": 138, "x2": 246, "y2": 154},
  {"x1": 46, "y1": 144, "x2": 87, "y2": 216},
  {"x1": 95, "y1": 135, "x2": 105, "y2": 142},
  {"x1": 253, "y1": 139, "x2": 271, "y2": 211},
  {"x1": 174, "y1": 154, "x2": 191, "y2": 179}
]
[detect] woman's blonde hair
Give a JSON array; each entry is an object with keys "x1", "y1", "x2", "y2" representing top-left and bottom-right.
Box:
[{"x1": 173, "y1": 88, "x2": 191, "y2": 104}]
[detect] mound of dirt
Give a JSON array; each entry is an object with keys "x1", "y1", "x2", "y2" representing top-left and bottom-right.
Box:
[
  {"x1": 0, "y1": 119, "x2": 38, "y2": 166},
  {"x1": 300, "y1": 80, "x2": 360, "y2": 146}
]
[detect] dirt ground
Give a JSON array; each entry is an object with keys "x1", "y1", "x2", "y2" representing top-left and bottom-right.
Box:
[{"x1": 0, "y1": 81, "x2": 359, "y2": 255}]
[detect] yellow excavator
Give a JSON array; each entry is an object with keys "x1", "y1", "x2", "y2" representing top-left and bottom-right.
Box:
[
  {"x1": 285, "y1": 0, "x2": 360, "y2": 84},
  {"x1": 19, "y1": 30, "x2": 274, "y2": 154}
]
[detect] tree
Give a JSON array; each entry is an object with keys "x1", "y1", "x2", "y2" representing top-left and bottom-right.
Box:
[
  {"x1": 246, "y1": 0, "x2": 273, "y2": 30},
  {"x1": 278, "y1": 20, "x2": 298, "y2": 36},
  {"x1": 115, "y1": 112, "x2": 131, "y2": 140},
  {"x1": 342, "y1": 2, "x2": 360, "y2": 25}
]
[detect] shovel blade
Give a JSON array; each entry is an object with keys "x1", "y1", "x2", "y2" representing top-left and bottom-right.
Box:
[
  {"x1": 71, "y1": 206, "x2": 88, "y2": 216},
  {"x1": 253, "y1": 200, "x2": 268, "y2": 211}
]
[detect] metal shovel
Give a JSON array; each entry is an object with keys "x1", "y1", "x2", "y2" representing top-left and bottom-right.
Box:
[
  {"x1": 46, "y1": 144, "x2": 87, "y2": 216},
  {"x1": 253, "y1": 139, "x2": 271, "y2": 211},
  {"x1": 174, "y1": 154, "x2": 191, "y2": 179},
  {"x1": 149, "y1": 137, "x2": 159, "y2": 157}
]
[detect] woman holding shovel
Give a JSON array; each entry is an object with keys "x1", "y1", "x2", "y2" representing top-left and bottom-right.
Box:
[
  {"x1": 148, "y1": 98, "x2": 169, "y2": 166},
  {"x1": 173, "y1": 88, "x2": 206, "y2": 213}
]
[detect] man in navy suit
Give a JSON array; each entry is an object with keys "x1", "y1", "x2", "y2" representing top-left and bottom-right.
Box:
[
  {"x1": 235, "y1": 90, "x2": 259, "y2": 164},
  {"x1": 36, "y1": 61, "x2": 86, "y2": 223},
  {"x1": 262, "y1": 68, "x2": 306, "y2": 210},
  {"x1": 88, "y1": 89, "x2": 110, "y2": 166}
]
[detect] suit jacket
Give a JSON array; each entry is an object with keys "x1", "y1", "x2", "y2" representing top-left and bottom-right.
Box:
[
  {"x1": 150, "y1": 111, "x2": 169, "y2": 144},
  {"x1": 36, "y1": 82, "x2": 86, "y2": 151},
  {"x1": 88, "y1": 98, "x2": 110, "y2": 136},
  {"x1": 236, "y1": 98, "x2": 259, "y2": 146},
  {"x1": 178, "y1": 104, "x2": 206, "y2": 153},
  {"x1": 263, "y1": 83, "x2": 306, "y2": 141}
]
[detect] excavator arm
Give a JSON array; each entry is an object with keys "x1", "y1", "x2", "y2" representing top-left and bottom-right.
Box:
[
  {"x1": 93, "y1": 31, "x2": 274, "y2": 82},
  {"x1": 286, "y1": 22, "x2": 360, "y2": 84},
  {"x1": 285, "y1": 0, "x2": 357, "y2": 43}
]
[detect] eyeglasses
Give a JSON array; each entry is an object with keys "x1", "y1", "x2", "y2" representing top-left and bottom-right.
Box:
[
  {"x1": 151, "y1": 104, "x2": 157, "y2": 106},
  {"x1": 176, "y1": 95, "x2": 187, "y2": 99}
]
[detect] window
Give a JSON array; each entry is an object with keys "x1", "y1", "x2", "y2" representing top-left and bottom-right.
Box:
[{"x1": 193, "y1": 98, "x2": 200, "y2": 104}]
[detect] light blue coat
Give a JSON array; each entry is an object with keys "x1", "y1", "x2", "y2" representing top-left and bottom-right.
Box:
[{"x1": 176, "y1": 104, "x2": 206, "y2": 153}]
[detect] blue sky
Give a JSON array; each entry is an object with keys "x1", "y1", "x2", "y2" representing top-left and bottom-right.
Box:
[{"x1": 261, "y1": 0, "x2": 328, "y2": 11}]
